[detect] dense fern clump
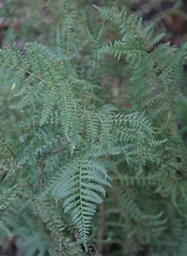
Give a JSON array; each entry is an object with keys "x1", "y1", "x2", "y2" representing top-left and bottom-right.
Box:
[{"x1": 1, "y1": 1, "x2": 187, "y2": 256}]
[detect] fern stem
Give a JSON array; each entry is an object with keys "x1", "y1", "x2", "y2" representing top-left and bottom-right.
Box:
[
  {"x1": 79, "y1": 158, "x2": 87, "y2": 249},
  {"x1": 97, "y1": 194, "x2": 105, "y2": 254}
]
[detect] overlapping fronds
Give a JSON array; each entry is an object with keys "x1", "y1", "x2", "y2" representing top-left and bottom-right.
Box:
[
  {"x1": 0, "y1": 41, "x2": 166, "y2": 248},
  {"x1": 1, "y1": 3, "x2": 187, "y2": 254}
]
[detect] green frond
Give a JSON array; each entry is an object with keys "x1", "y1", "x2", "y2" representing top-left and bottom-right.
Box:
[
  {"x1": 95, "y1": 5, "x2": 164, "y2": 54},
  {"x1": 96, "y1": 6, "x2": 187, "y2": 126},
  {"x1": 50, "y1": 157, "x2": 113, "y2": 249}
]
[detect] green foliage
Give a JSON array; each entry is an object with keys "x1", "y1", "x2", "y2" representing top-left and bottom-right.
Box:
[{"x1": 0, "y1": 1, "x2": 187, "y2": 256}]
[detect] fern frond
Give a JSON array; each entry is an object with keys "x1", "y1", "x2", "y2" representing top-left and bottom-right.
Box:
[
  {"x1": 96, "y1": 5, "x2": 187, "y2": 125},
  {"x1": 50, "y1": 157, "x2": 113, "y2": 249}
]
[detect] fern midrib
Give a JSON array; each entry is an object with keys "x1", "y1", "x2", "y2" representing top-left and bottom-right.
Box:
[{"x1": 79, "y1": 158, "x2": 87, "y2": 244}]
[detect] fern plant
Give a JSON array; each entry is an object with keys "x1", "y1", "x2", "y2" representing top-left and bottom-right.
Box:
[
  {"x1": 0, "y1": 2, "x2": 187, "y2": 256},
  {"x1": 0, "y1": 41, "x2": 164, "y2": 250}
]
